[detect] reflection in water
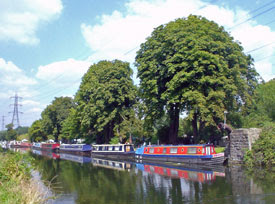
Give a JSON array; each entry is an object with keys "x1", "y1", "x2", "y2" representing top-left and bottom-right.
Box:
[
  {"x1": 135, "y1": 162, "x2": 225, "y2": 182},
  {"x1": 91, "y1": 157, "x2": 132, "y2": 171},
  {"x1": 29, "y1": 150, "x2": 275, "y2": 204},
  {"x1": 60, "y1": 153, "x2": 91, "y2": 164}
]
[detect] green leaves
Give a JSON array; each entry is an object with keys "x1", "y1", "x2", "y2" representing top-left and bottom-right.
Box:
[
  {"x1": 136, "y1": 15, "x2": 259, "y2": 140},
  {"x1": 74, "y1": 60, "x2": 137, "y2": 143}
]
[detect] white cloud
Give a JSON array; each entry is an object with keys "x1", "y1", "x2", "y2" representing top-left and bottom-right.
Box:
[
  {"x1": 21, "y1": 99, "x2": 40, "y2": 106},
  {"x1": 81, "y1": 0, "x2": 275, "y2": 81},
  {"x1": 0, "y1": 58, "x2": 37, "y2": 87},
  {"x1": 0, "y1": 0, "x2": 63, "y2": 45},
  {"x1": 36, "y1": 58, "x2": 91, "y2": 86}
]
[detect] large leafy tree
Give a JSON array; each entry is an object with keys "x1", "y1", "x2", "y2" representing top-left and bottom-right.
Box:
[
  {"x1": 75, "y1": 60, "x2": 137, "y2": 143},
  {"x1": 41, "y1": 96, "x2": 75, "y2": 142},
  {"x1": 135, "y1": 15, "x2": 259, "y2": 143},
  {"x1": 28, "y1": 120, "x2": 47, "y2": 142}
]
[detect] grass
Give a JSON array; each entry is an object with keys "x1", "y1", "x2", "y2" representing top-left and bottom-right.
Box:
[
  {"x1": 0, "y1": 149, "x2": 48, "y2": 204},
  {"x1": 215, "y1": 147, "x2": 225, "y2": 153}
]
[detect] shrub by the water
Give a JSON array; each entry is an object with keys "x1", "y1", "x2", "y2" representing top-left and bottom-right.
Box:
[
  {"x1": 244, "y1": 123, "x2": 275, "y2": 168},
  {"x1": 0, "y1": 150, "x2": 46, "y2": 204}
]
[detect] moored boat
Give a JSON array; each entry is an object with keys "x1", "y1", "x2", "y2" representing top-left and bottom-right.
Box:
[
  {"x1": 19, "y1": 142, "x2": 32, "y2": 148},
  {"x1": 91, "y1": 144, "x2": 135, "y2": 160},
  {"x1": 41, "y1": 143, "x2": 60, "y2": 152},
  {"x1": 59, "y1": 144, "x2": 92, "y2": 155},
  {"x1": 32, "y1": 142, "x2": 42, "y2": 149},
  {"x1": 135, "y1": 144, "x2": 225, "y2": 165}
]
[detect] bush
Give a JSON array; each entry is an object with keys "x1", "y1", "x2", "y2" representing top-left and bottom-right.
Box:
[{"x1": 244, "y1": 122, "x2": 275, "y2": 168}]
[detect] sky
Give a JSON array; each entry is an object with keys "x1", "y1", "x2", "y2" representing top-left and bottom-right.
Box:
[{"x1": 0, "y1": 0, "x2": 274, "y2": 128}]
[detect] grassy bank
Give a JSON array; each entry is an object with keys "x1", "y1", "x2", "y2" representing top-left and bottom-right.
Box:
[{"x1": 0, "y1": 149, "x2": 46, "y2": 204}]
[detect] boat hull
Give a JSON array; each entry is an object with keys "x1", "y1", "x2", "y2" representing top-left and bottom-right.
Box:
[
  {"x1": 59, "y1": 144, "x2": 92, "y2": 156},
  {"x1": 91, "y1": 151, "x2": 135, "y2": 160},
  {"x1": 135, "y1": 153, "x2": 225, "y2": 165}
]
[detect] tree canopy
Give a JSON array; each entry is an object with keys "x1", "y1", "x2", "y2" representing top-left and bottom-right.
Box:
[
  {"x1": 28, "y1": 120, "x2": 47, "y2": 142},
  {"x1": 74, "y1": 60, "x2": 137, "y2": 143},
  {"x1": 135, "y1": 15, "x2": 259, "y2": 143},
  {"x1": 41, "y1": 96, "x2": 75, "y2": 142}
]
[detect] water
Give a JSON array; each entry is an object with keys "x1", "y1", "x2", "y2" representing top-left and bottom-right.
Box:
[{"x1": 24, "y1": 149, "x2": 275, "y2": 204}]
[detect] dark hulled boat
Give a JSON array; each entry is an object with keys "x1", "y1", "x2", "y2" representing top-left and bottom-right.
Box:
[{"x1": 135, "y1": 144, "x2": 225, "y2": 165}]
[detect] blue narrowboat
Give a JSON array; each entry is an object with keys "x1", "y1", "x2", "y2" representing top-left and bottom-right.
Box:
[
  {"x1": 135, "y1": 144, "x2": 225, "y2": 165},
  {"x1": 59, "y1": 144, "x2": 92, "y2": 155}
]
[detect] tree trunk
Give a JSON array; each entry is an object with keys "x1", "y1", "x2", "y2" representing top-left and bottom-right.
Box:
[
  {"x1": 168, "y1": 104, "x2": 180, "y2": 144},
  {"x1": 192, "y1": 113, "x2": 198, "y2": 143},
  {"x1": 104, "y1": 121, "x2": 114, "y2": 143}
]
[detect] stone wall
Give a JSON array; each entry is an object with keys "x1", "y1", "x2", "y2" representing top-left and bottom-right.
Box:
[{"x1": 228, "y1": 128, "x2": 261, "y2": 164}]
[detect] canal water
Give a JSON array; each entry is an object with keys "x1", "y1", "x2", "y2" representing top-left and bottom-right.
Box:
[{"x1": 16, "y1": 148, "x2": 275, "y2": 203}]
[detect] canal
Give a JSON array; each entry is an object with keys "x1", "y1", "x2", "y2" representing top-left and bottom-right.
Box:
[{"x1": 16, "y1": 148, "x2": 275, "y2": 203}]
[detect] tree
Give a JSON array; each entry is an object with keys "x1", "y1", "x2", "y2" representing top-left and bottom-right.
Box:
[
  {"x1": 5, "y1": 123, "x2": 17, "y2": 141},
  {"x1": 60, "y1": 108, "x2": 81, "y2": 142},
  {"x1": 135, "y1": 15, "x2": 259, "y2": 143},
  {"x1": 75, "y1": 60, "x2": 137, "y2": 143},
  {"x1": 243, "y1": 79, "x2": 275, "y2": 128},
  {"x1": 41, "y1": 96, "x2": 75, "y2": 142},
  {"x1": 28, "y1": 120, "x2": 47, "y2": 142}
]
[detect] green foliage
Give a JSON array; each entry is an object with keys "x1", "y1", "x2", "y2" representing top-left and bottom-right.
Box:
[
  {"x1": 60, "y1": 108, "x2": 82, "y2": 142},
  {"x1": 109, "y1": 137, "x2": 120, "y2": 144},
  {"x1": 244, "y1": 123, "x2": 275, "y2": 168},
  {"x1": 0, "y1": 152, "x2": 33, "y2": 204},
  {"x1": 28, "y1": 119, "x2": 47, "y2": 142},
  {"x1": 5, "y1": 123, "x2": 17, "y2": 141},
  {"x1": 135, "y1": 15, "x2": 259, "y2": 142},
  {"x1": 41, "y1": 96, "x2": 75, "y2": 142},
  {"x1": 74, "y1": 60, "x2": 137, "y2": 143},
  {"x1": 15, "y1": 126, "x2": 29, "y2": 135},
  {"x1": 243, "y1": 79, "x2": 275, "y2": 128},
  {"x1": 0, "y1": 130, "x2": 7, "y2": 140}
]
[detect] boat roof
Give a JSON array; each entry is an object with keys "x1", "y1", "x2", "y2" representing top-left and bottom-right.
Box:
[
  {"x1": 92, "y1": 144, "x2": 133, "y2": 146},
  {"x1": 143, "y1": 144, "x2": 214, "y2": 147}
]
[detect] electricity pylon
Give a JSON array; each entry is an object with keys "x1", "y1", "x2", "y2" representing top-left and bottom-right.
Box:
[{"x1": 10, "y1": 93, "x2": 23, "y2": 128}]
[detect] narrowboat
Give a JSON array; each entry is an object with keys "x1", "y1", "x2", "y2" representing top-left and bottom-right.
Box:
[
  {"x1": 32, "y1": 142, "x2": 42, "y2": 149},
  {"x1": 136, "y1": 162, "x2": 225, "y2": 182},
  {"x1": 18, "y1": 142, "x2": 32, "y2": 148},
  {"x1": 91, "y1": 144, "x2": 135, "y2": 159},
  {"x1": 60, "y1": 153, "x2": 91, "y2": 164},
  {"x1": 41, "y1": 143, "x2": 60, "y2": 152},
  {"x1": 135, "y1": 144, "x2": 225, "y2": 165},
  {"x1": 59, "y1": 144, "x2": 92, "y2": 155}
]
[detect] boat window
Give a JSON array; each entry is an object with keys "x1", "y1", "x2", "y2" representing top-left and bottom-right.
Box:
[
  {"x1": 149, "y1": 148, "x2": 154, "y2": 153},
  {"x1": 114, "y1": 146, "x2": 120, "y2": 151},
  {"x1": 163, "y1": 148, "x2": 167, "y2": 154},
  {"x1": 170, "y1": 148, "x2": 178, "y2": 154},
  {"x1": 98, "y1": 147, "x2": 102, "y2": 151},
  {"x1": 108, "y1": 146, "x2": 113, "y2": 151},
  {"x1": 187, "y1": 147, "x2": 197, "y2": 154}
]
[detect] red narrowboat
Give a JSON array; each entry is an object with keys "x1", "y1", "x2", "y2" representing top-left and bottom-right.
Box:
[
  {"x1": 135, "y1": 144, "x2": 224, "y2": 165},
  {"x1": 41, "y1": 143, "x2": 60, "y2": 152}
]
